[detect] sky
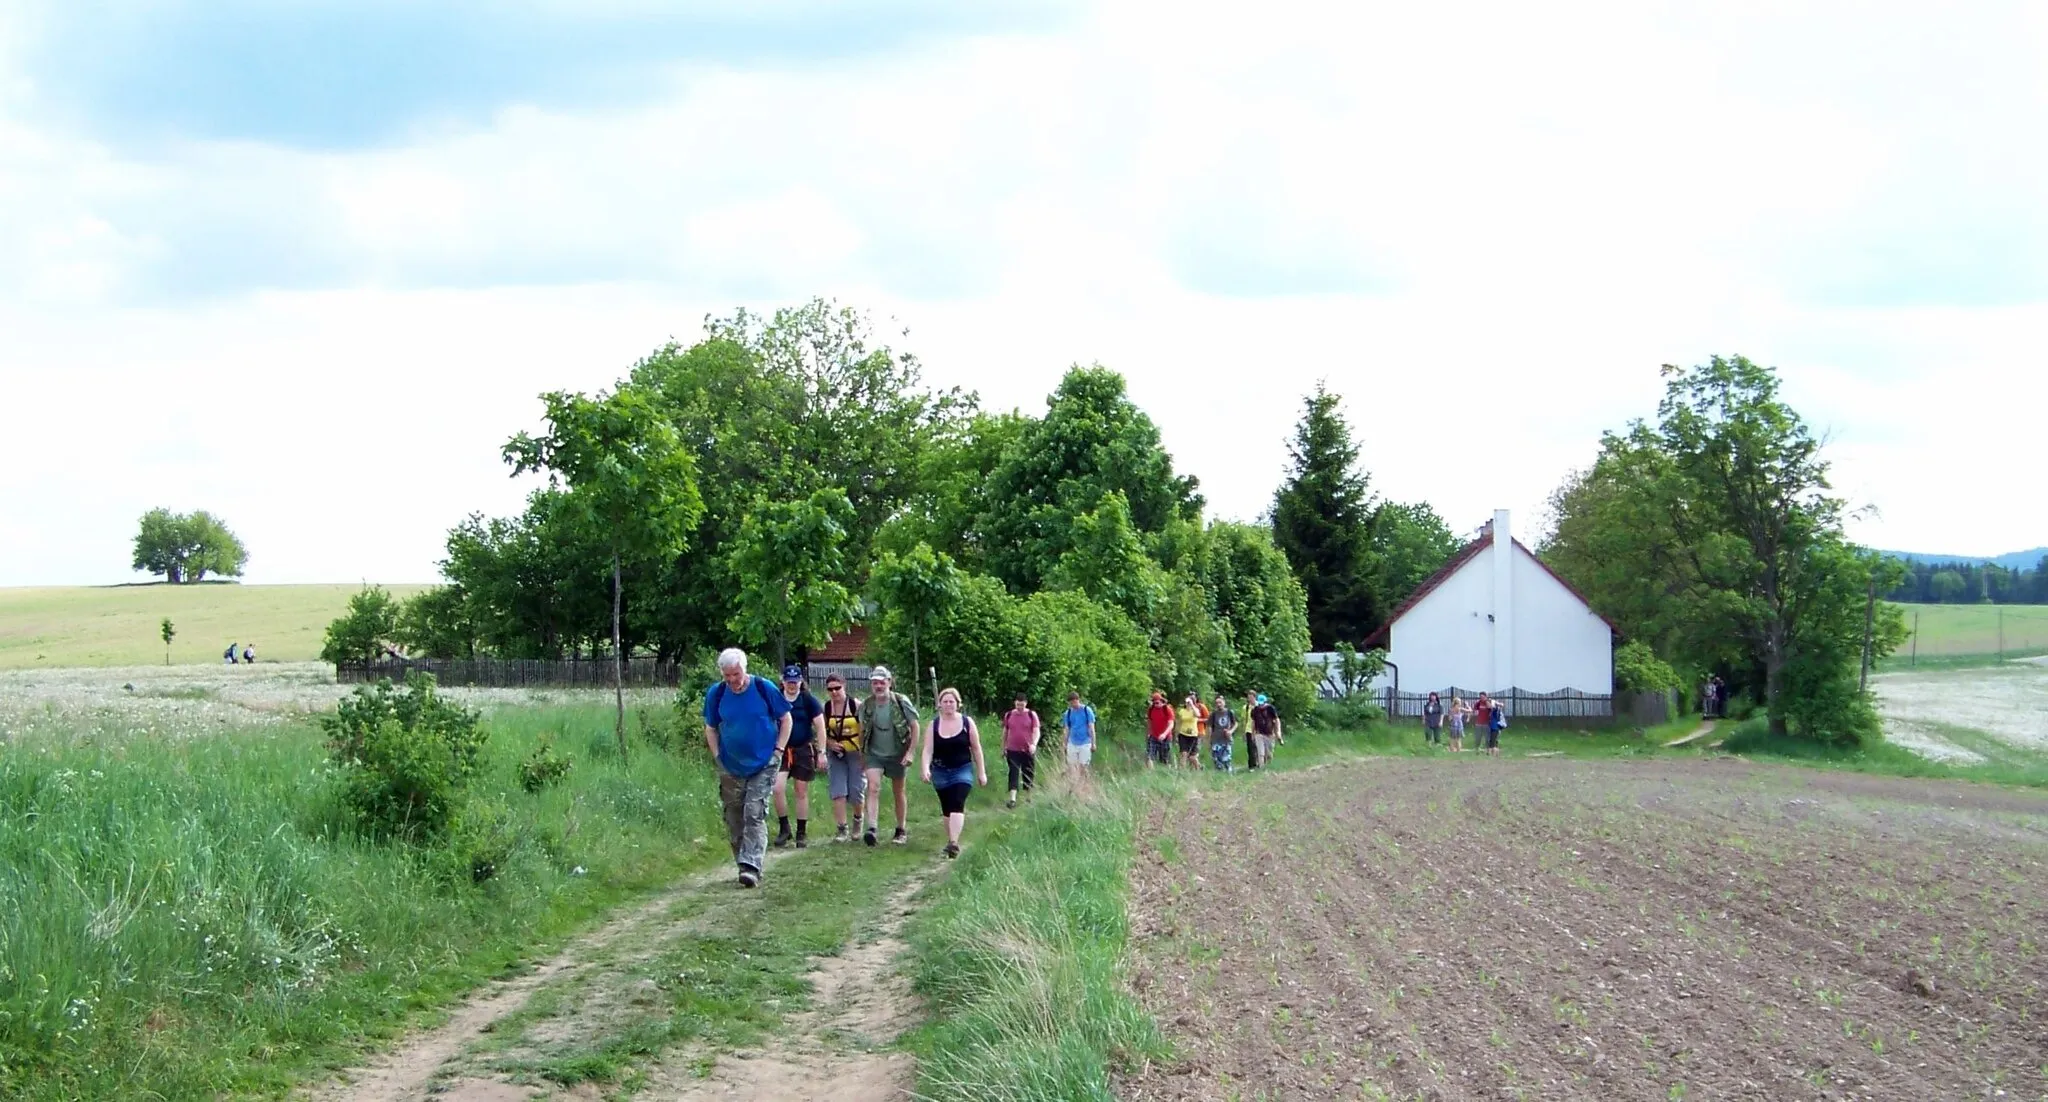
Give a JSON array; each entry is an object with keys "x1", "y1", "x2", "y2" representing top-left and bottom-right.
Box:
[{"x1": 1, "y1": 0, "x2": 2044, "y2": 586}]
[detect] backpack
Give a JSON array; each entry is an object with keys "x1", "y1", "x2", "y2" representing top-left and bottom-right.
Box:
[
  {"x1": 1493, "y1": 707, "x2": 1508, "y2": 730},
  {"x1": 709, "y1": 675, "x2": 778, "y2": 719}
]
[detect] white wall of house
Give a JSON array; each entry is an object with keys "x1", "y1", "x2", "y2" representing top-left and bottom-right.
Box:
[{"x1": 1371, "y1": 511, "x2": 1613, "y2": 694}]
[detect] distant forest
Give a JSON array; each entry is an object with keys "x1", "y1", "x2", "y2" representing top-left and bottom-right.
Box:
[{"x1": 1887, "y1": 554, "x2": 2048, "y2": 604}]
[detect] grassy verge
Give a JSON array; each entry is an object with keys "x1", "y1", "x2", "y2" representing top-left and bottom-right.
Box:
[
  {"x1": 0, "y1": 701, "x2": 725, "y2": 1100},
  {"x1": 1719, "y1": 718, "x2": 2048, "y2": 788},
  {"x1": 903, "y1": 772, "x2": 1170, "y2": 1101}
]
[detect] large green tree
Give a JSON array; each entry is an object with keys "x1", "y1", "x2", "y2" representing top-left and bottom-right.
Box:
[
  {"x1": 1272, "y1": 383, "x2": 1379, "y2": 648},
  {"x1": 723, "y1": 488, "x2": 862, "y2": 668},
  {"x1": 977, "y1": 366, "x2": 1201, "y2": 593},
  {"x1": 1543, "y1": 356, "x2": 1905, "y2": 743},
  {"x1": 131, "y1": 509, "x2": 248, "y2": 584},
  {"x1": 505, "y1": 385, "x2": 702, "y2": 752},
  {"x1": 867, "y1": 541, "x2": 962, "y2": 703},
  {"x1": 1371, "y1": 501, "x2": 1460, "y2": 607}
]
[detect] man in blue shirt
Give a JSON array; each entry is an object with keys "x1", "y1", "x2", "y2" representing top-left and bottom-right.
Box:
[
  {"x1": 1062, "y1": 691, "x2": 1097, "y2": 777},
  {"x1": 702, "y1": 647, "x2": 792, "y2": 888}
]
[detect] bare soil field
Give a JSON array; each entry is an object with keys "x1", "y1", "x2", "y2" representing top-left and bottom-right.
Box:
[{"x1": 1119, "y1": 758, "x2": 2048, "y2": 1102}]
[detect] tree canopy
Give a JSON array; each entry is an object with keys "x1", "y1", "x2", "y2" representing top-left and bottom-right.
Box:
[
  {"x1": 1541, "y1": 356, "x2": 1906, "y2": 743},
  {"x1": 131, "y1": 509, "x2": 248, "y2": 584}
]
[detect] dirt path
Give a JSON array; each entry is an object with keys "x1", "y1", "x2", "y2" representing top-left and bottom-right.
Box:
[
  {"x1": 306, "y1": 843, "x2": 928, "y2": 1102},
  {"x1": 634, "y1": 877, "x2": 926, "y2": 1102},
  {"x1": 307, "y1": 857, "x2": 784, "y2": 1102},
  {"x1": 1664, "y1": 717, "x2": 1717, "y2": 746}
]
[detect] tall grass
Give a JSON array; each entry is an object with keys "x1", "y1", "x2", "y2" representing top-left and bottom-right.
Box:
[
  {"x1": 0, "y1": 703, "x2": 724, "y2": 1100},
  {"x1": 904, "y1": 773, "x2": 1169, "y2": 1101}
]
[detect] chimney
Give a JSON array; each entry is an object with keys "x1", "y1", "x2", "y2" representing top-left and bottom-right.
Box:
[{"x1": 1491, "y1": 509, "x2": 1513, "y2": 693}]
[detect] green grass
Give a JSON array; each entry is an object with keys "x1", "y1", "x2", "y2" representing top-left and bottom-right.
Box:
[
  {"x1": 1885, "y1": 601, "x2": 2048, "y2": 661},
  {"x1": 0, "y1": 583, "x2": 431, "y2": 669},
  {"x1": 904, "y1": 774, "x2": 1171, "y2": 1101},
  {"x1": 0, "y1": 701, "x2": 724, "y2": 1100},
  {"x1": 1719, "y1": 718, "x2": 2048, "y2": 789}
]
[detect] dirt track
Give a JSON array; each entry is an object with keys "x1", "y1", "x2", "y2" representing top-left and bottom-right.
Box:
[{"x1": 1118, "y1": 758, "x2": 2048, "y2": 1102}]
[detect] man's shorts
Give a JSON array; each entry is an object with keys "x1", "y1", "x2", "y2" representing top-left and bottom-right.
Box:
[
  {"x1": 1146, "y1": 738, "x2": 1172, "y2": 764},
  {"x1": 1065, "y1": 742, "x2": 1093, "y2": 766},
  {"x1": 780, "y1": 742, "x2": 817, "y2": 781},
  {"x1": 1175, "y1": 734, "x2": 1199, "y2": 756},
  {"x1": 864, "y1": 751, "x2": 907, "y2": 780}
]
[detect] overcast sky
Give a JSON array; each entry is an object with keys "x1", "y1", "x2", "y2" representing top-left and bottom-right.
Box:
[{"x1": 2, "y1": 0, "x2": 2044, "y2": 586}]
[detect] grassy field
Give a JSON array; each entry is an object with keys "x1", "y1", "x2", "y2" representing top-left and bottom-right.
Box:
[
  {"x1": 1888, "y1": 600, "x2": 2048, "y2": 660},
  {"x1": 0, "y1": 583, "x2": 431, "y2": 669}
]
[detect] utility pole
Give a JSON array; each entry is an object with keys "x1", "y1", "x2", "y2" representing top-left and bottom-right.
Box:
[
  {"x1": 1910, "y1": 610, "x2": 1919, "y2": 667},
  {"x1": 1859, "y1": 572, "x2": 1876, "y2": 692}
]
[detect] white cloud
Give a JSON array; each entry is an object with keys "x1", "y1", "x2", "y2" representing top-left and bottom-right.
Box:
[{"x1": 3, "y1": 0, "x2": 2047, "y2": 586}]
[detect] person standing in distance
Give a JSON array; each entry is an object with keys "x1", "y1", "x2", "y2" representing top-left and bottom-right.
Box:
[
  {"x1": 772, "y1": 664, "x2": 826, "y2": 849},
  {"x1": 1145, "y1": 691, "x2": 1175, "y2": 769},
  {"x1": 1422, "y1": 691, "x2": 1445, "y2": 748},
  {"x1": 1062, "y1": 692, "x2": 1097, "y2": 776},
  {"x1": 702, "y1": 648, "x2": 791, "y2": 889},
  {"x1": 821, "y1": 674, "x2": 866, "y2": 843},
  {"x1": 858, "y1": 667, "x2": 920, "y2": 847},
  {"x1": 1242, "y1": 690, "x2": 1262, "y2": 769},
  {"x1": 1000, "y1": 693, "x2": 1040, "y2": 808},
  {"x1": 921, "y1": 687, "x2": 989, "y2": 859}
]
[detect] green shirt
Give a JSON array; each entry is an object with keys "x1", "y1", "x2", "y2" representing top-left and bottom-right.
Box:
[{"x1": 861, "y1": 693, "x2": 919, "y2": 759}]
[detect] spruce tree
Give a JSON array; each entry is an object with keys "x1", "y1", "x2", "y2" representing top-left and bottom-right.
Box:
[{"x1": 1272, "y1": 383, "x2": 1379, "y2": 649}]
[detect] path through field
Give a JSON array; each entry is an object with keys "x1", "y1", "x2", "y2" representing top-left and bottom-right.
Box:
[
  {"x1": 308, "y1": 843, "x2": 928, "y2": 1102},
  {"x1": 1118, "y1": 757, "x2": 2048, "y2": 1102}
]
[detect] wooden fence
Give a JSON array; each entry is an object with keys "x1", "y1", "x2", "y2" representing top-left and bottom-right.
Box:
[{"x1": 336, "y1": 656, "x2": 684, "y2": 689}]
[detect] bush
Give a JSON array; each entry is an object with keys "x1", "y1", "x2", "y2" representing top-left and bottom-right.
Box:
[
  {"x1": 444, "y1": 799, "x2": 521, "y2": 884},
  {"x1": 1613, "y1": 640, "x2": 1679, "y2": 693},
  {"x1": 317, "y1": 674, "x2": 488, "y2": 840},
  {"x1": 1311, "y1": 695, "x2": 1383, "y2": 731},
  {"x1": 319, "y1": 585, "x2": 399, "y2": 666},
  {"x1": 518, "y1": 739, "x2": 574, "y2": 793}
]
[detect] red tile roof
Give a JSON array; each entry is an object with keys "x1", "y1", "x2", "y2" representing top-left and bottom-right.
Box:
[
  {"x1": 1359, "y1": 536, "x2": 1616, "y2": 650},
  {"x1": 810, "y1": 624, "x2": 870, "y2": 663}
]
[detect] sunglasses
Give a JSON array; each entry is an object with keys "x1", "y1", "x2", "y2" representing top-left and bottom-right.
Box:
[{"x1": 827, "y1": 685, "x2": 846, "y2": 692}]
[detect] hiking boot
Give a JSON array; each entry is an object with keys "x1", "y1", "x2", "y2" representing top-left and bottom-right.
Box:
[
  {"x1": 832, "y1": 826, "x2": 849, "y2": 843},
  {"x1": 944, "y1": 843, "x2": 960, "y2": 860},
  {"x1": 794, "y1": 823, "x2": 808, "y2": 848},
  {"x1": 863, "y1": 829, "x2": 877, "y2": 848},
  {"x1": 772, "y1": 824, "x2": 793, "y2": 848},
  {"x1": 1006, "y1": 794, "x2": 1017, "y2": 809},
  {"x1": 892, "y1": 827, "x2": 907, "y2": 845},
  {"x1": 738, "y1": 867, "x2": 760, "y2": 889}
]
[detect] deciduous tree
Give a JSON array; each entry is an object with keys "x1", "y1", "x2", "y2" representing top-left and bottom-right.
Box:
[
  {"x1": 724, "y1": 488, "x2": 862, "y2": 668},
  {"x1": 505, "y1": 386, "x2": 702, "y2": 753}
]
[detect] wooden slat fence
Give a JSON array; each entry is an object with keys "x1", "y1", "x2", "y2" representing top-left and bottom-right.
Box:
[{"x1": 336, "y1": 656, "x2": 683, "y2": 689}]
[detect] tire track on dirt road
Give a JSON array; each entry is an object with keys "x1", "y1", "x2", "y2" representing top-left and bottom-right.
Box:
[{"x1": 305, "y1": 854, "x2": 796, "y2": 1102}]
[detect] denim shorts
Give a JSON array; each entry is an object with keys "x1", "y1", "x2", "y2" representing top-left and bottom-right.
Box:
[{"x1": 931, "y1": 761, "x2": 975, "y2": 791}]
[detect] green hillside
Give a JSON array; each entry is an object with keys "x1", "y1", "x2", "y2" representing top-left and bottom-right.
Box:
[
  {"x1": 1893, "y1": 601, "x2": 2048, "y2": 659},
  {"x1": 0, "y1": 583, "x2": 432, "y2": 669}
]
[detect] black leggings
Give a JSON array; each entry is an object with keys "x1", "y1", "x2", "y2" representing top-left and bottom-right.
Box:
[
  {"x1": 937, "y1": 783, "x2": 972, "y2": 815},
  {"x1": 1005, "y1": 749, "x2": 1035, "y2": 793}
]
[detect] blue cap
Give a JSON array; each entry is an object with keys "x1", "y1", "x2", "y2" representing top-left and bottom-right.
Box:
[
  {"x1": 1256, "y1": 694, "x2": 1270, "y2": 705},
  {"x1": 781, "y1": 664, "x2": 805, "y2": 682}
]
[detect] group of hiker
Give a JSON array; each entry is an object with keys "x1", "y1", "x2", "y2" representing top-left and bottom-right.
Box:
[
  {"x1": 1417, "y1": 690, "x2": 1508, "y2": 755},
  {"x1": 1144, "y1": 690, "x2": 1285, "y2": 772},
  {"x1": 698, "y1": 647, "x2": 1287, "y2": 888},
  {"x1": 222, "y1": 642, "x2": 256, "y2": 665}
]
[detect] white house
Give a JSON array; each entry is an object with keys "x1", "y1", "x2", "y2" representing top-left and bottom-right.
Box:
[{"x1": 1358, "y1": 509, "x2": 1614, "y2": 698}]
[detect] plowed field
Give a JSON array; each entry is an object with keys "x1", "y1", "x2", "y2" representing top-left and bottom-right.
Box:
[{"x1": 1119, "y1": 759, "x2": 2048, "y2": 1102}]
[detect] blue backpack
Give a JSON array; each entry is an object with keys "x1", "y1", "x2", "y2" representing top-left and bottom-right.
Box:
[{"x1": 709, "y1": 675, "x2": 777, "y2": 718}]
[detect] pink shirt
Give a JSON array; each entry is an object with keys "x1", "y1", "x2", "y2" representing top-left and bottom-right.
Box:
[{"x1": 1001, "y1": 708, "x2": 1039, "y2": 752}]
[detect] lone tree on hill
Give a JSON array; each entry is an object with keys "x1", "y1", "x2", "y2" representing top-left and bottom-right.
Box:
[
  {"x1": 132, "y1": 509, "x2": 248, "y2": 583},
  {"x1": 160, "y1": 618, "x2": 176, "y2": 665}
]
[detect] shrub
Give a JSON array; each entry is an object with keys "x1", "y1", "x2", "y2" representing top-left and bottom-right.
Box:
[
  {"x1": 444, "y1": 799, "x2": 521, "y2": 884},
  {"x1": 518, "y1": 739, "x2": 574, "y2": 793},
  {"x1": 319, "y1": 585, "x2": 399, "y2": 666},
  {"x1": 317, "y1": 674, "x2": 488, "y2": 840},
  {"x1": 1311, "y1": 695, "x2": 1383, "y2": 731},
  {"x1": 1613, "y1": 640, "x2": 1679, "y2": 693}
]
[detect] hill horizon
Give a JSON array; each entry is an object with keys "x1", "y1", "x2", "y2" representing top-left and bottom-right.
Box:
[{"x1": 1882, "y1": 548, "x2": 2048, "y2": 571}]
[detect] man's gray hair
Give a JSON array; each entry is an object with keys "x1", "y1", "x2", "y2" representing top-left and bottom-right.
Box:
[{"x1": 717, "y1": 647, "x2": 748, "y2": 673}]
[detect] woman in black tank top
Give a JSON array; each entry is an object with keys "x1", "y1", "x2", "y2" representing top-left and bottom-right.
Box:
[{"x1": 919, "y1": 687, "x2": 987, "y2": 859}]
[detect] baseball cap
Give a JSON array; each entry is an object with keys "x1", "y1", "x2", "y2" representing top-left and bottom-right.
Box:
[
  {"x1": 781, "y1": 664, "x2": 804, "y2": 682},
  {"x1": 1256, "y1": 694, "x2": 1270, "y2": 705},
  {"x1": 870, "y1": 665, "x2": 893, "y2": 682}
]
